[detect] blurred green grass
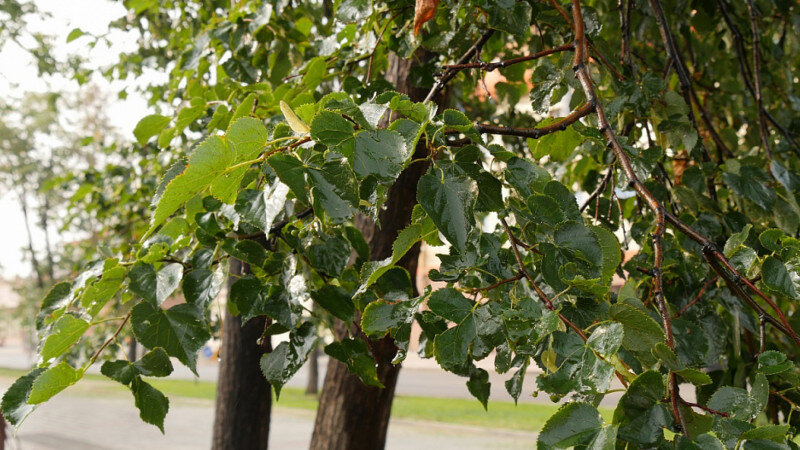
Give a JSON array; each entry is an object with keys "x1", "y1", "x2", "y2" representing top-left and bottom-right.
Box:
[{"x1": 0, "y1": 367, "x2": 613, "y2": 432}]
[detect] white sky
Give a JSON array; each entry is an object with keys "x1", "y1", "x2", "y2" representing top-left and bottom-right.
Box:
[{"x1": 0, "y1": 0, "x2": 152, "y2": 278}]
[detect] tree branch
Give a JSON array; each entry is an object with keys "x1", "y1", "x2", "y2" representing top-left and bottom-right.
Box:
[
  {"x1": 474, "y1": 101, "x2": 594, "y2": 139},
  {"x1": 442, "y1": 43, "x2": 574, "y2": 71}
]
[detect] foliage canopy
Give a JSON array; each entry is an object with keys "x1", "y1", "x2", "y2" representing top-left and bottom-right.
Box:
[{"x1": 4, "y1": 0, "x2": 800, "y2": 447}]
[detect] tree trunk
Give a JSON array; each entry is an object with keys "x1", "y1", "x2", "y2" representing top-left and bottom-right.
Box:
[
  {"x1": 309, "y1": 51, "x2": 436, "y2": 450},
  {"x1": 1, "y1": 413, "x2": 6, "y2": 450},
  {"x1": 127, "y1": 338, "x2": 138, "y2": 362},
  {"x1": 212, "y1": 259, "x2": 272, "y2": 450},
  {"x1": 39, "y1": 193, "x2": 55, "y2": 281},
  {"x1": 305, "y1": 345, "x2": 320, "y2": 395},
  {"x1": 19, "y1": 193, "x2": 43, "y2": 289}
]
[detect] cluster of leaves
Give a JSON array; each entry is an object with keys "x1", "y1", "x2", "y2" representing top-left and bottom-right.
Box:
[{"x1": 4, "y1": 0, "x2": 800, "y2": 448}]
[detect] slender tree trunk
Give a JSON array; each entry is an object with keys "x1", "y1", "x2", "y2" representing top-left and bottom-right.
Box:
[
  {"x1": 127, "y1": 338, "x2": 138, "y2": 362},
  {"x1": 305, "y1": 345, "x2": 320, "y2": 395},
  {"x1": 212, "y1": 259, "x2": 272, "y2": 450},
  {"x1": 19, "y1": 193, "x2": 43, "y2": 289},
  {"x1": 310, "y1": 51, "x2": 436, "y2": 450},
  {"x1": 39, "y1": 194, "x2": 55, "y2": 281}
]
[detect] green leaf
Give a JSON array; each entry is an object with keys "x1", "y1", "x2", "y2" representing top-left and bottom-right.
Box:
[
  {"x1": 676, "y1": 368, "x2": 712, "y2": 386},
  {"x1": 538, "y1": 403, "x2": 603, "y2": 449},
  {"x1": 66, "y1": 28, "x2": 86, "y2": 42},
  {"x1": 41, "y1": 315, "x2": 90, "y2": 362},
  {"x1": 182, "y1": 269, "x2": 223, "y2": 308},
  {"x1": 302, "y1": 56, "x2": 327, "y2": 89},
  {"x1": 148, "y1": 136, "x2": 234, "y2": 236},
  {"x1": 325, "y1": 338, "x2": 383, "y2": 387},
  {"x1": 708, "y1": 386, "x2": 753, "y2": 420},
  {"x1": 310, "y1": 111, "x2": 355, "y2": 153},
  {"x1": 587, "y1": 425, "x2": 618, "y2": 450},
  {"x1": 758, "y1": 350, "x2": 793, "y2": 375},
  {"x1": 487, "y1": 0, "x2": 533, "y2": 36},
  {"x1": 417, "y1": 168, "x2": 476, "y2": 253},
  {"x1": 235, "y1": 179, "x2": 289, "y2": 233},
  {"x1": 762, "y1": 256, "x2": 797, "y2": 298},
  {"x1": 590, "y1": 226, "x2": 621, "y2": 285},
  {"x1": 353, "y1": 129, "x2": 408, "y2": 181},
  {"x1": 260, "y1": 322, "x2": 316, "y2": 398},
  {"x1": 613, "y1": 371, "x2": 669, "y2": 445},
  {"x1": 310, "y1": 285, "x2": 355, "y2": 322},
  {"x1": 609, "y1": 303, "x2": 665, "y2": 361},
  {"x1": 361, "y1": 298, "x2": 419, "y2": 338},
  {"x1": 0, "y1": 368, "x2": 45, "y2": 426},
  {"x1": 336, "y1": 0, "x2": 371, "y2": 22},
  {"x1": 128, "y1": 262, "x2": 183, "y2": 306},
  {"x1": 428, "y1": 287, "x2": 475, "y2": 323},
  {"x1": 37, "y1": 282, "x2": 73, "y2": 328},
  {"x1": 587, "y1": 322, "x2": 623, "y2": 357},
  {"x1": 723, "y1": 169, "x2": 776, "y2": 211},
  {"x1": 307, "y1": 160, "x2": 359, "y2": 223},
  {"x1": 467, "y1": 368, "x2": 491, "y2": 410},
  {"x1": 529, "y1": 123, "x2": 582, "y2": 162},
  {"x1": 209, "y1": 117, "x2": 269, "y2": 204},
  {"x1": 308, "y1": 234, "x2": 351, "y2": 277},
  {"x1": 131, "y1": 377, "x2": 169, "y2": 432},
  {"x1": 267, "y1": 152, "x2": 309, "y2": 204},
  {"x1": 134, "y1": 114, "x2": 171, "y2": 146},
  {"x1": 28, "y1": 362, "x2": 82, "y2": 404},
  {"x1": 433, "y1": 314, "x2": 476, "y2": 374},
  {"x1": 131, "y1": 302, "x2": 210, "y2": 374},
  {"x1": 81, "y1": 265, "x2": 125, "y2": 316},
  {"x1": 505, "y1": 358, "x2": 529, "y2": 404},
  {"x1": 554, "y1": 221, "x2": 602, "y2": 266}
]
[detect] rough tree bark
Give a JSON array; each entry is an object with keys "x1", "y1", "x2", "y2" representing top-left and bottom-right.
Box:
[
  {"x1": 309, "y1": 51, "x2": 437, "y2": 450},
  {"x1": 211, "y1": 258, "x2": 272, "y2": 450}
]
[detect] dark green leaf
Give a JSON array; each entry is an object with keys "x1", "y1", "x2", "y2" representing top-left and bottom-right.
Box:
[
  {"x1": 131, "y1": 302, "x2": 210, "y2": 374},
  {"x1": 417, "y1": 168, "x2": 476, "y2": 253}
]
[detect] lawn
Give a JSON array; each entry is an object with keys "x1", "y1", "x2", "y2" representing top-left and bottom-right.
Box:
[{"x1": 0, "y1": 367, "x2": 613, "y2": 433}]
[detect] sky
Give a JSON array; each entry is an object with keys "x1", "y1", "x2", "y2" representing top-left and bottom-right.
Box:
[{"x1": 0, "y1": 0, "x2": 152, "y2": 278}]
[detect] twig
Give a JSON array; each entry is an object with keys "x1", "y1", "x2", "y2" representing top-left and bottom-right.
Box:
[
  {"x1": 676, "y1": 275, "x2": 719, "y2": 317},
  {"x1": 467, "y1": 272, "x2": 524, "y2": 294},
  {"x1": 85, "y1": 310, "x2": 132, "y2": 369},
  {"x1": 424, "y1": 30, "x2": 495, "y2": 102},
  {"x1": 679, "y1": 398, "x2": 730, "y2": 417},
  {"x1": 442, "y1": 43, "x2": 574, "y2": 71},
  {"x1": 745, "y1": 0, "x2": 773, "y2": 160}
]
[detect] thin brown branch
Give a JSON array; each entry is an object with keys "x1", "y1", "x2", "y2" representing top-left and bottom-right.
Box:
[
  {"x1": 425, "y1": 29, "x2": 495, "y2": 102},
  {"x1": 716, "y1": 0, "x2": 800, "y2": 157},
  {"x1": 649, "y1": 0, "x2": 731, "y2": 163},
  {"x1": 86, "y1": 310, "x2": 132, "y2": 368},
  {"x1": 442, "y1": 43, "x2": 574, "y2": 71},
  {"x1": 676, "y1": 275, "x2": 719, "y2": 317},
  {"x1": 467, "y1": 273, "x2": 524, "y2": 294},
  {"x1": 745, "y1": 0, "x2": 773, "y2": 159},
  {"x1": 679, "y1": 398, "x2": 730, "y2": 417},
  {"x1": 580, "y1": 165, "x2": 614, "y2": 213},
  {"x1": 475, "y1": 101, "x2": 594, "y2": 139}
]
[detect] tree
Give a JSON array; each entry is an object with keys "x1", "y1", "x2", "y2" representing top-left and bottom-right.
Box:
[{"x1": 5, "y1": 0, "x2": 800, "y2": 448}]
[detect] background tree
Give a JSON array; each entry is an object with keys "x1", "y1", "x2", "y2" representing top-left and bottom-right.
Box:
[{"x1": 4, "y1": 0, "x2": 800, "y2": 449}]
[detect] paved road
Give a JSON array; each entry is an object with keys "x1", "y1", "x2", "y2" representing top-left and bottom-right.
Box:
[{"x1": 1, "y1": 381, "x2": 537, "y2": 450}]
